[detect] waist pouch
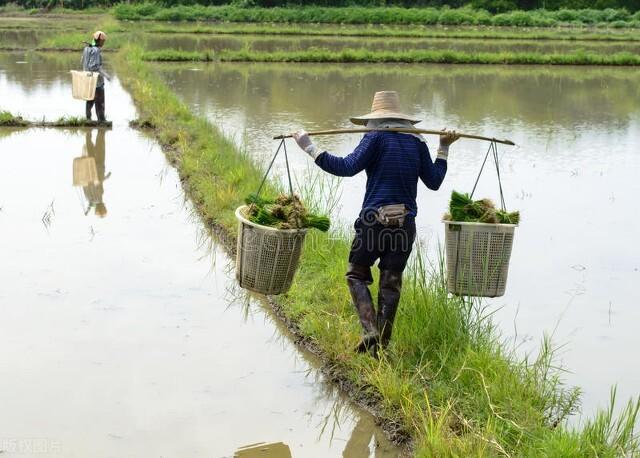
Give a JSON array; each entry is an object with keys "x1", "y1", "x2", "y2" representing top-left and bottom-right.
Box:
[{"x1": 376, "y1": 204, "x2": 409, "y2": 227}]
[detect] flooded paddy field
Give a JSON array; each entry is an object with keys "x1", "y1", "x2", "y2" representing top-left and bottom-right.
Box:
[
  {"x1": 154, "y1": 60, "x2": 640, "y2": 418},
  {"x1": 140, "y1": 32, "x2": 640, "y2": 55},
  {"x1": 0, "y1": 52, "x2": 401, "y2": 457}
]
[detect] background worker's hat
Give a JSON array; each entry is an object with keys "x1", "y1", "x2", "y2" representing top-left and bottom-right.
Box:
[
  {"x1": 350, "y1": 91, "x2": 421, "y2": 126},
  {"x1": 93, "y1": 30, "x2": 107, "y2": 41}
]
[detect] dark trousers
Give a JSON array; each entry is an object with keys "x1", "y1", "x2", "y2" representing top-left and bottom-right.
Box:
[
  {"x1": 348, "y1": 216, "x2": 416, "y2": 279},
  {"x1": 86, "y1": 86, "x2": 105, "y2": 121}
]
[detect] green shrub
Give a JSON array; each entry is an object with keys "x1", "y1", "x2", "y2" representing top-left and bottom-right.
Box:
[{"x1": 110, "y1": 4, "x2": 640, "y2": 27}]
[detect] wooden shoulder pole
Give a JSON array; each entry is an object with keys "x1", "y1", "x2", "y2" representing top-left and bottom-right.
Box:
[{"x1": 273, "y1": 128, "x2": 515, "y2": 146}]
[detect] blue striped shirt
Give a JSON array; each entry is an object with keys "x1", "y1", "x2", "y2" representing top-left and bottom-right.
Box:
[
  {"x1": 315, "y1": 131, "x2": 447, "y2": 217},
  {"x1": 81, "y1": 46, "x2": 104, "y2": 87}
]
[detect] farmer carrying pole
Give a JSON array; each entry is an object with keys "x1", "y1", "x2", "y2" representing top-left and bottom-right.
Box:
[
  {"x1": 81, "y1": 31, "x2": 111, "y2": 122},
  {"x1": 292, "y1": 91, "x2": 460, "y2": 356}
]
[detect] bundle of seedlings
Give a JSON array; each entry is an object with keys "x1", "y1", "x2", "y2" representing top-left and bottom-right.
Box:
[
  {"x1": 444, "y1": 190, "x2": 520, "y2": 224},
  {"x1": 244, "y1": 193, "x2": 330, "y2": 232}
]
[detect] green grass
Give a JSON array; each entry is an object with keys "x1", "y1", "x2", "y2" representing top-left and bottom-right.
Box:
[
  {"x1": 142, "y1": 48, "x2": 640, "y2": 66},
  {"x1": 116, "y1": 43, "x2": 640, "y2": 456},
  {"x1": 143, "y1": 22, "x2": 640, "y2": 42},
  {"x1": 0, "y1": 111, "x2": 28, "y2": 126},
  {"x1": 112, "y1": 4, "x2": 640, "y2": 28},
  {"x1": 0, "y1": 112, "x2": 110, "y2": 128}
]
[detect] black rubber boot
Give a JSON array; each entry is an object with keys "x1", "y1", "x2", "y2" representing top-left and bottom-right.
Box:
[
  {"x1": 377, "y1": 270, "x2": 403, "y2": 349},
  {"x1": 85, "y1": 100, "x2": 93, "y2": 120},
  {"x1": 95, "y1": 87, "x2": 106, "y2": 122},
  {"x1": 346, "y1": 263, "x2": 379, "y2": 355}
]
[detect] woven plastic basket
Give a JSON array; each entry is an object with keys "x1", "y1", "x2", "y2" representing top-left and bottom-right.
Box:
[
  {"x1": 70, "y1": 71, "x2": 98, "y2": 101},
  {"x1": 235, "y1": 206, "x2": 307, "y2": 295},
  {"x1": 444, "y1": 220, "x2": 516, "y2": 297}
]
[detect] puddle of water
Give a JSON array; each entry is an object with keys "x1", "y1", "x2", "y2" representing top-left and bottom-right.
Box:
[
  {"x1": 154, "y1": 60, "x2": 640, "y2": 419},
  {"x1": 0, "y1": 53, "x2": 401, "y2": 457}
]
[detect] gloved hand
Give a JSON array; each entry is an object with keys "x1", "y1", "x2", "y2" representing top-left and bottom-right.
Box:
[
  {"x1": 437, "y1": 129, "x2": 461, "y2": 160},
  {"x1": 293, "y1": 130, "x2": 320, "y2": 160}
]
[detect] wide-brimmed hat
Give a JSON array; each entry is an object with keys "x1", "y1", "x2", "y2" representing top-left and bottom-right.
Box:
[
  {"x1": 350, "y1": 91, "x2": 420, "y2": 126},
  {"x1": 93, "y1": 30, "x2": 107, "y2": 41}
]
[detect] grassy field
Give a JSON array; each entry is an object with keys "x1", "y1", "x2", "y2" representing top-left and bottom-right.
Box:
[
  {"x1": 112, "y1": 4, "x2": 640, "y2": 28},
  {"x1": 116, "y1": 44, "x2": 640, "y2": 456},
  {"x1": 141, "y1": 48, "x2": 640, "y2": 66}
]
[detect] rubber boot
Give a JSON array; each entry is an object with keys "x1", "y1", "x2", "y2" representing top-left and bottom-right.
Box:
[
  {"x1": 85, "y1": 100, "x2": 93, "y2": 120},
  {"x1": 377, "y1": 270, "x2": 403, "y2": 349},
  {"x1": 95, "y1": 88, "x2": 106, "y2": 122},
  {"x1": 346, "y1": 263, "x2": 379, "y2": 355}
]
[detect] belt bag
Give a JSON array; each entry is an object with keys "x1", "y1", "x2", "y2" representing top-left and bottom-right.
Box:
[{"x1": 376, "y1": 204, "x2": 409, "y2": 227}]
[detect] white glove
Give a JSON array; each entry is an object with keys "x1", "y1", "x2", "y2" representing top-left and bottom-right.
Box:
[
  {"x1": 293, "y1": 130, "x2": 320, "y2": 160},
  {"x1": 437, "y1": 130, "x2": 460, "y2": 160}
]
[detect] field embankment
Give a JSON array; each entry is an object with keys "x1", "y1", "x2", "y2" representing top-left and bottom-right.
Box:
[
  {"x1": 141, "y1": 48, "x2": 640, "y2": 66},
  {"x1": 116, "y1": 44, "x2": 640, "y2": 457}
]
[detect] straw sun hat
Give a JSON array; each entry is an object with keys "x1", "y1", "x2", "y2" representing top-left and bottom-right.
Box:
[
  {"x1": 93, "y1": 30, "x2": 107, "y2": 41},
  {"x1": 350, "y1": 91, "x2": 420, "y2": 126}
]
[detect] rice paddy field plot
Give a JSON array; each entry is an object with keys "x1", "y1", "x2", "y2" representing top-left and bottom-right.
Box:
[
  {"x1": 0, "y1": 51, "x2": 401, "y2": 458},
  {"x1": 154, "y1": 60, "x2": 640, "y2": 420},
  {"x1": 0, "y1": 28, "x2": 56, "y2": 48},
  {"x1": 141, "y1": 32, "x2": 640, "y2": 55}
]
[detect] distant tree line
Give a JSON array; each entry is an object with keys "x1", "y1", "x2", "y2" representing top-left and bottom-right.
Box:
[{"x1": 2, "y1": 0, "x2": 639, "y2": 13}]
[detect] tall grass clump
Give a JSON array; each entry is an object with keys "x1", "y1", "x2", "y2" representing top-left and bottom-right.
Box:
[
  {"x1": 0, "y1": 110, "x2": 28, "y2": 126},
  {"x1": 116, "y1": 44, "x2": 640, "y2": 456}
]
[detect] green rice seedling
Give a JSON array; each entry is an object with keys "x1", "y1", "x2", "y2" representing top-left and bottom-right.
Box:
[
  {"x1": 244, "y1": 193, "x2": 330, "y2": 231},
  {"x1": 447, "y1": 190, "x2": 520, "y2": 224}
]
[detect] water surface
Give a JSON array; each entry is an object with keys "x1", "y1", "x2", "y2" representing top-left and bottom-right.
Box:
[
  {"x1": 0, "y1": 52, "x2": 401, "y2": 457},
  {"x1": 141, "y1": 32, "x2": 640, "y2": 55}
]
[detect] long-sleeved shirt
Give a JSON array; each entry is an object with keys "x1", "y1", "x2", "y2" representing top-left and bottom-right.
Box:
[
  {"x1": 81, "y1": 45, "x2": 106, "y2": 87},
  {"x1": 315, "y1": 131, "x2": 447, "y2": 217}
]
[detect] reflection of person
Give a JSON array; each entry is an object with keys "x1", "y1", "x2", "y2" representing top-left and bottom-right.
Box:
[
  {"x1": 234, "y1": 442, "x2": 292, "y2": 457},
  {"x1": 293, "y1": 91, "x2": 459, "y2": 356},
  {"x1": 81, "y1": 30, "x2": 111, "y2": 122},
  {"x1": 83, "y1": 129, "x2": 109, "y2": 218},
  {"x1": 342, "y1": 416, "x2": 386, "y2": 457}
]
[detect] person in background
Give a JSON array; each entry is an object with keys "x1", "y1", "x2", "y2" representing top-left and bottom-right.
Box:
[
  {"x1": 81, "y1": 30, "x2": 111, "y2": 122},
  {"x1": 293, "y1": 91, "x2": 459, "y2": 356}
]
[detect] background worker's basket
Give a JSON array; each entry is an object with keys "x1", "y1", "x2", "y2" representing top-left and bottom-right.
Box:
[
  {"x1": 235, "y1": 205, "x2": 307, "y2": 295},
  {"x1": 444, "y1": 221, "x2": 516, "y2": 297},
  {"x1": 70, "y1": 70, "x2": 98, "y2": 101}
]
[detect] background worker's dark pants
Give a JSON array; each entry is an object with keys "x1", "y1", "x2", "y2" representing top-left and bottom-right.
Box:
[
  {"x1": 86, "y1": 86, "x2": 105, "y2": 121},
  {"x1": 346, "y1": 215, "x2": 416, "y2": 349}
]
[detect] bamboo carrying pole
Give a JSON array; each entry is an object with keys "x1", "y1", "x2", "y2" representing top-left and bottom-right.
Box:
[{"x1": 273, "y1": 128, "x2": 515, "y2": 146}]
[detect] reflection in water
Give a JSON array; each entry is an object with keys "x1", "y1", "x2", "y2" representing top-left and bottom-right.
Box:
[
  {"x1": 342, "y1": 417, "x2": 387, "y2": 458},
  {"x1": 235, "y1": 442, "x2": 292, "y2": 457},
  {"x1": 72, "y1": 129, "x2": 109, "y2": 217},
  {"x1": 232, "y1": 416, "x2": 389, "y2": 457}
]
